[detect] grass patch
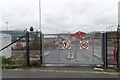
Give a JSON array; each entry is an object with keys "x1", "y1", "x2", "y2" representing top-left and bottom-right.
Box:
[
  {"x1": 2, "y1": 57, "x2": 25, "y2": 69},
  {"x1": 112, "y1": 65, "x2": 120, "y2": 72},
  {"x1": 1, "y1": 57, "x2": 42, "y2": 69},
  {"x1": 2, "y1": 64, "x2": 23, "y2": 69},
  {"x1": 0, "y1": 59, "x2": 2, "y2": 68}
]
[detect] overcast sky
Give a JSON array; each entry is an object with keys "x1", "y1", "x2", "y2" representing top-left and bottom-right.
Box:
[{"x1": 0, "y1": 0, "x2": 119, "y2": 33}]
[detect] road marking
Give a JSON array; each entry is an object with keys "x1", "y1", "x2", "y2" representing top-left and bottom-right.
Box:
[{"x1": 94, "y1": 68, "x2": 103, "y2": 71}]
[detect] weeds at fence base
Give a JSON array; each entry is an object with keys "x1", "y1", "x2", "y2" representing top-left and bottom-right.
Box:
[
  {"x1": 30, "y1": 61, "x2": 41, "y2": 67},
  {"x1": 2, "y1": 65, "x2": 23, "y2": 69},
  {"x1": 112, "y1": 65, "x2": 120, "y2": 72},
  {"x1": 2, "y1": 57, "x2": 42, "y2": 69}
]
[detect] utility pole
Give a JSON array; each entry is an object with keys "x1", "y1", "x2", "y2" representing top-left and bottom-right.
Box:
[
  {"x1": 39, "y1": 0, "x2": 43, "y2": 65},
  {"x1": 39, "y1": 0, "x2": 41, "y2": 31}
]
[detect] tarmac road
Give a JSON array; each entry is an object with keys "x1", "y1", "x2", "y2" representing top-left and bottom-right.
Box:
[{"x1": 2, "y1": 67, "x2": 119, "y2": 78}]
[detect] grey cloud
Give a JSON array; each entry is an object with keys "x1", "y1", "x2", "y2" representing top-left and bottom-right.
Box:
[
  {"x1": 0, "y1": 0, "x2": 119, "y2": 33},
  {"x1": 0, "y1": 0, "x2": 39, "y2": 30},
  {"x1": 94, "y1": 15, "x2": 117, "y2": 25}
]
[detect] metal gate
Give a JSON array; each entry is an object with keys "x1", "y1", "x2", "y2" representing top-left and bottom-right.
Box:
[{"x1": 42, "y1": 33, "x2": 103, "y2": 66}]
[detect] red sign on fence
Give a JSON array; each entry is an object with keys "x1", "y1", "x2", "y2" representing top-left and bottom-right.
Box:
[{"x1": 62, "y1": 41, "x2": 71, "y2": 49}]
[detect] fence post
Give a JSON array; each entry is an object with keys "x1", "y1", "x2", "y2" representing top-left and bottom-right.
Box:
[
  {"x1": 117, "y1": 25, "x2": 120, "y2": 71},
  {"x1": 26, "y1": 31, "x2": 30, "y2": 67},
  {"x1": 101, "y1": 32, "x2": 107, "y2": 67}
]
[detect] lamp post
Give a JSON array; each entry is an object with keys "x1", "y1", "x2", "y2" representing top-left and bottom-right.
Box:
[
  {"x1": 39, "y1": 0, "x2": 43, "y2": 65},
  {"x1": 5, "y1": 22, "x2": 8, "y2": 32},
  {"x1": 39, "y1": 0, "x2": 41, "y2": 31}
]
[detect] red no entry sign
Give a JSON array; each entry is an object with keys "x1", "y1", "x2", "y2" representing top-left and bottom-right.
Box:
[
  {"x1": 80, "y1": 41, "x2": 89, "y2": 49},
  {"x1": 62, "y1": 41, "x2": 71, "y2": 49}
]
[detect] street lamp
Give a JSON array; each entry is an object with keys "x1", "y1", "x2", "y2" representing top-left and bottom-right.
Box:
[
  {"x1": 39, "y1": 0, "x2": 41, "y2": 32},
  {"x1": 5, "y1": 22, "x2": 8, "y2": 31}
]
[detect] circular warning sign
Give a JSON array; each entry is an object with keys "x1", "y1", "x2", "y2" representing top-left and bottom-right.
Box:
[
  {"x1": 62, "y1": 41, "x2": 71, "y2": 49},
  {"x1": 80, "y1": 41, "x2": 89, "y2": 49}
]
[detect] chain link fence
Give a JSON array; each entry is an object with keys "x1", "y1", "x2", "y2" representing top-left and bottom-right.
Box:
[
  {"x1": 1, "y1": 30, "x2": 41, "y2": 69},
  {"x1": 1, "y1": 31, "x2": 26, "y2": 68},
  {"x1": 107, "y1": 32, "x2": 117, "y2": 65},
  {"x1": 106, "y1": 31, "x2": 120, "y2": 68}
]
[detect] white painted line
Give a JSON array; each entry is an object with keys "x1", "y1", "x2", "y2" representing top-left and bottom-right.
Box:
[
  {"x1": 44, "y1": 52, "x2": 51, "y2": 56},
  {"x1": 94, "y1": 68, "x2": 103, "y2": 71},
  {"x1": 94, "y1": 53, "x2": 101, "y2": 58},
  {"x1": 87, "y1": 49, "x2": 101, "y2": 58}
]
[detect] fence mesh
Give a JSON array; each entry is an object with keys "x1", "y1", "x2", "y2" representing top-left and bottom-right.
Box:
[
  {"x1": 107, "y1": 32, "x2": 117, "y2": 65},
  {"x1": 43, "y1": 33, "x2": 103, "y2": 66},
  {"x1": 1, "y1": 31, "x2": 41, "y2": 69}
]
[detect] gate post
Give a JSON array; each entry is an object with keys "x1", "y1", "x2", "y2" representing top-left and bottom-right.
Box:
[
  {"x1": 40, "y1": 31, "x2": 43, "y2": 65},
  {"x1": 101, "y1": 32, "x2": 107, "y2": 67},
  {"x1": 117, "y1": 25, "x2": 120, "y2": 70},
  {"x1": 25, "y1": 31, "x2": 30, "y2": 67}
]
